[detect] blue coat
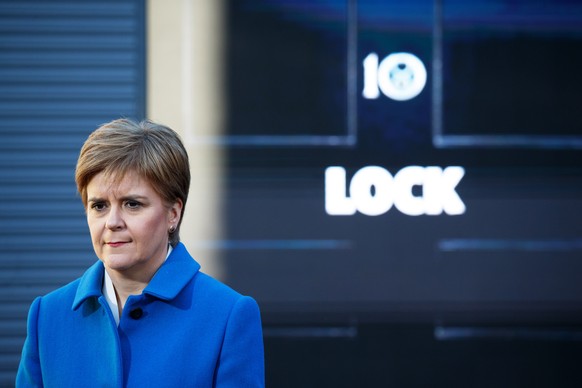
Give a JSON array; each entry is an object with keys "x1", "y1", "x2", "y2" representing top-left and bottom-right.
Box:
[{"x1": 16, "y1": 243, "x2": 265, "y2": 387}]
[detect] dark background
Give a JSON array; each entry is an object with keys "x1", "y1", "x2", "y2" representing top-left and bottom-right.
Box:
[
  {"x1": 221, "y1": 1, "x2": 582, "y2": 385},
  {"x1": 222, "y1": 0, "x2": 582, "y2": 323}
]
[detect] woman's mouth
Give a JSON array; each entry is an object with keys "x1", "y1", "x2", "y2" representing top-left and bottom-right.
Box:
[{"x1": 107, "y1": 242, "x2": 128, "y2": 248}]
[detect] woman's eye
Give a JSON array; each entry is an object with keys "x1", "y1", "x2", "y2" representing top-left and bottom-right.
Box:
[
  {"x1": 125, "y1": 200, "x2": 142, "y2": 209},
  {"x1": 91, "y1": 202, "x2": 106, "y2": 211}
]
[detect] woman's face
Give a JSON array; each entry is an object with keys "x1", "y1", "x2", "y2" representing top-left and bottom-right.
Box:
[{"x1": 86, "y1": 170, "x2": 182, "y2": 279}]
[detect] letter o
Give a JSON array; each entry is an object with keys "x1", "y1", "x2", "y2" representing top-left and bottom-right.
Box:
[
  {"x1": 377, "y1": 52, "x2": 427, "y2": 101},
  {"x1": 349, "y1": 166, "x2": 394, "y2": 216}
]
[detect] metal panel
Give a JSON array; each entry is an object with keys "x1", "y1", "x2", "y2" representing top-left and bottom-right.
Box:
[{"x1": 0, "y1": 0, "x2": 145, "y2": 383}]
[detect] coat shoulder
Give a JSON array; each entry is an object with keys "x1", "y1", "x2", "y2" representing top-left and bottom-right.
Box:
[
  {"x1": 38, "y1": 278, "x2": 82, "y2": 309},
  {"x1": 192, "y1": 271, "x2": 244, "y2": 302},
  {"x1": 189, "y1": 271, "x2": 259, "y2": 315}
]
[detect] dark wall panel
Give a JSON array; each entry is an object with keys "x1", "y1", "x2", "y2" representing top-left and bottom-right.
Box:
[{"x1": 0, "y1": 1, "x2": 145, "y2": 384}]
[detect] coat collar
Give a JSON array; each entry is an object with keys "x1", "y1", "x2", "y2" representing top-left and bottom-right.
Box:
[
  {"x1": 143, "y1": 242, "x2": 200, "y2": 300},
  {"x1": 72, "y1": 242, "x2": 201, "y2": 311}
]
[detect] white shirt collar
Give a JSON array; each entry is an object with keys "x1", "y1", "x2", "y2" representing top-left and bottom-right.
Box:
[{"x1": 102, "y1": 244, "x2": 173, "y2": 326}]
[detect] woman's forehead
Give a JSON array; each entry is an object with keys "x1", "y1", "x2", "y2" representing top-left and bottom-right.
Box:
[{"x1": 88, "y1": 170, "x2": 153, "y2": 195}]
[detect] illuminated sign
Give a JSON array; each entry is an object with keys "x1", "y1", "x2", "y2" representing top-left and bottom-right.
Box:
[
  {"x1": 362, "y1": 52, "x2": 427, "y2": 101},
  {"x1": 325, "y1": 166, "x2": 465, "y2": 216}
]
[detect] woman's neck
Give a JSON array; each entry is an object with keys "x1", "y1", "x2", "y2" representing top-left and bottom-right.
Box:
[
  {"x1": 104, "y1": 244, "x2": 172, "y2": 316},
  {"x1": 105, "y1": 255, "x2": 164, "y2": 315}
]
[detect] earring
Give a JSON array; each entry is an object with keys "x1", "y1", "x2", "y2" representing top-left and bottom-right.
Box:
[{"x1": 169, "y1": 225, "x2": 176, "y2": 233}]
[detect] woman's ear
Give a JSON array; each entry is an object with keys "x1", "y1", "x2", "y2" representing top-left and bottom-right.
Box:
[{"x1": 169, "y1": 198, "x2": 183, "y2": 225}]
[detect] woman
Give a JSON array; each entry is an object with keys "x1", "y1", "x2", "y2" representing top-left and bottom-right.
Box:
[{"x1": 17, "y1": 119, "x2": 264, "y2": 387}]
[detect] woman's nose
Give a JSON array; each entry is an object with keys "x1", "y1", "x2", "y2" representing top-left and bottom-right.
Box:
[{"x1": 105, "y1": 207, "x2": 125, "y2": 230}]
